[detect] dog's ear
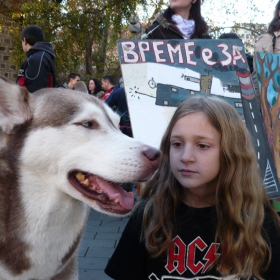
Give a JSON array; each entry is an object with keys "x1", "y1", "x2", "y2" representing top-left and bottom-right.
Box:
[
  {"x1": 0, "y1": 77, "x2": 32, "y2": 134},
  {"x1": 74, "y1": 81, "x2": 88, "y2": 94},
  {"x1": 103, "y1": 102, "x2": 121, "y2": 128}
]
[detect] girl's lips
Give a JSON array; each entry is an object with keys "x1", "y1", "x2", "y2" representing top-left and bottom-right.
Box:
[{"x1": 180, "y1": 169, "x2": 197, "y2": 175}]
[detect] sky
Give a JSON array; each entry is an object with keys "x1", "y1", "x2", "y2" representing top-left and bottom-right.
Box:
[{"x1": 201, "y1": 0, "x2": 276, "y2": 27}]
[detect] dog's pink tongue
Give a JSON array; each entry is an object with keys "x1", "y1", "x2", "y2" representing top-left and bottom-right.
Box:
[{"x1": 92, "y1": 177, "x2": 134, "y2": 210}]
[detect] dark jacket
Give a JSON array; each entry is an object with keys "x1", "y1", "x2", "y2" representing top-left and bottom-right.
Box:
[
  {"x1": 88, "y1": 90, "x2": 104, "y2": 98},
  {"x1": 143, "y1": 10, "x2": 211, "y2": 40},
  {"x1": 16, "y1": 42, "x2": 56, "y2": 93},
  {"x1": 246, "y1": 53, "x2": 253, "y2": 74},
  {"x1": 59, "y1": 82, "x2": 70, "y2": 89},
  {"x1": 105, "y1": 87, "x2": 132, "y2": 137}
]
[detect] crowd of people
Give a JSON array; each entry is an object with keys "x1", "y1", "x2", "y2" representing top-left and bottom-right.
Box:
[{"x1": 14, "y1": 0, "x2": 280, "y2": 278}]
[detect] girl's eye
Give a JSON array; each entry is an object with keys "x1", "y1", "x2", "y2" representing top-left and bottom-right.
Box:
[
  {"x1": 198, "y1": 144, "x2": 209, "y2": 149},
  {"x1": 172, "y1": 142, "x2": 182, "y2": 148}
]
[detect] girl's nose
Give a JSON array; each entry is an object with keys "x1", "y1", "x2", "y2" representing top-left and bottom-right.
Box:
[{"x1": 180, "y1": 145, "x2": 195, "y2": 163}]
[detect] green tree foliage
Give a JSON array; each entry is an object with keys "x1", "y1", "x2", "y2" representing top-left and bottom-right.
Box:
[{"x1": 0, "y1": 0, "x2": 148, "y2": 85}]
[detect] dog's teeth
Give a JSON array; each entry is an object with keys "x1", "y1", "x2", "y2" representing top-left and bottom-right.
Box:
[
  {"x1": 114, "y1": 198, "x2": 119, "y2": 204},
  {"x1": 76, "y1": 172, "x2": 85, "y2": 181},
  {"x1": 90, "y1": 185, "x2": 103, "y2": 193},
  {"x1": 83, "y1": 179, "x2": 89, "y2": 186}
]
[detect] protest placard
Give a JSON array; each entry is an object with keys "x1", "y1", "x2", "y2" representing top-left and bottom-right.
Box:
[{"x1": 118, "y1": 39, "x2": 280, "y2": 198}]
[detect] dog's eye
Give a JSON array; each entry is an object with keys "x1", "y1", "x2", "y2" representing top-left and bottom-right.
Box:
[{"x1": 80, "y1": 121, "x2": 99, "y2": 129}]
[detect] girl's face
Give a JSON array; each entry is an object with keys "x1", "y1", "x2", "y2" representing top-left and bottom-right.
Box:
[
  {"x1": 88, "y1": 80, "x2": 96, "y2": 91},
  {"x1": 169, "y1": 112, "x2": 221, "y2": 207}
]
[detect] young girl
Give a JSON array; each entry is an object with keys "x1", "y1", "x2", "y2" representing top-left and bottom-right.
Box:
[{"x1": 105, "y1": 96, "x2": 280, "y2": 280}]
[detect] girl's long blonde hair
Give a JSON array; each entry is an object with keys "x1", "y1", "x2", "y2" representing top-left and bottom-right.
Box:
[{"x1": 141, "y1": 96, "x2": 280, "y2": 279}]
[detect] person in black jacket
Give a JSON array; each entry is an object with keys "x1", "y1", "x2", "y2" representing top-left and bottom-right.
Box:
[
  {"x1": 16, "y1": 25, "x2": 56, "y2": 93},
  {"x1": 59, "y1": 73, "x2": 81, "y2": 90},
  {"x1": 105, "y1": 77, "x2": 132, "y2": 138},
  {"x1": 142, "y1": 0, "x2": 211, "y2": 40}
]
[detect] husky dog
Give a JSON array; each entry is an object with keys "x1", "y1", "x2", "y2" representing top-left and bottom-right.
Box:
[{"x1": 0, "y1": 77, "x2": 161, "y2": 280}]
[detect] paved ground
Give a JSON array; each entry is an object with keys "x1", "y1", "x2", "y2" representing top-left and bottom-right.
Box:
[{"x1": 78, "y1": 209, "x2": 129, "y2": 280}]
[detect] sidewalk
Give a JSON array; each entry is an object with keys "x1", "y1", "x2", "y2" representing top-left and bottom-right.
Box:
[{"x1": 78, "y1": 209, "x2": 129, "y2": 280}]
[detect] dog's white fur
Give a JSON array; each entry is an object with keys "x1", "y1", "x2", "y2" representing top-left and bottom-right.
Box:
[{"x1": 0, "y1": 77, "x2": 161, "y2": 280}]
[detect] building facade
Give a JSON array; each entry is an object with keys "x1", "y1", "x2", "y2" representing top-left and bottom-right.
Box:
[{"x1": 0, "y1": 16, "x2": 17, "y2": 81}]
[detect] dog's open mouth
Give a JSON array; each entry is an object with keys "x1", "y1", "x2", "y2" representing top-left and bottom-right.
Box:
[{"x1": 68, "y1": 171, "x2": 135, "y2": 214}]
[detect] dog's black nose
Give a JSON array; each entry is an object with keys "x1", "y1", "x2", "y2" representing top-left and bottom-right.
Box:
[{"x1": 142, "y1": 146, "x2": 162, "y2": 166}]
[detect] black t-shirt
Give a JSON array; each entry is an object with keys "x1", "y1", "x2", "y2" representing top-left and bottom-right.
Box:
[{"x1": 105, "y1": 201, "x2": 280, "y2": 280}]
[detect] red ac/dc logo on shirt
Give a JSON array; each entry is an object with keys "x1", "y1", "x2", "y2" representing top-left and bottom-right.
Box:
[{"x1": 165, "y1": 236, "x2": 220, "y2": 275}]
